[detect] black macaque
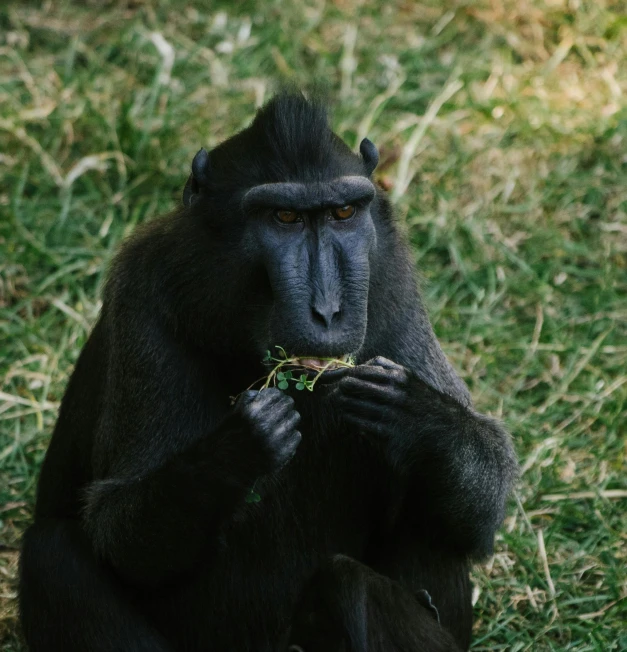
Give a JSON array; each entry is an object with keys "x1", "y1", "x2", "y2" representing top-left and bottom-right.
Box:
[{"x1": 19, "y1": 92, "x2": 517, "y2": 652}]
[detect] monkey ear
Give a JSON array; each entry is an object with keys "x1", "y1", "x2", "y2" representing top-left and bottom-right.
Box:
[
  {"x1": 183, "y1": 148, "x2": 211, "y2": 207},
  {"x1": 359, "y1": 138, "x2": 379, "y2": 177}
]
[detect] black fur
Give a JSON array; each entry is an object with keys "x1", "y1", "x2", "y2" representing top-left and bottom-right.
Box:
[
  {"x1": 19, "y1": 92, "x2": 517, "y2": 651},
  {"x1": 287, "y1": 555, "x2": 464, "y2": 651}
]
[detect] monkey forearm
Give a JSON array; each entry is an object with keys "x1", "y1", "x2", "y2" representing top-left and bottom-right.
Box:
[
  {"x1": 82, "y1": 470, "x2": 242, "y2": 585},
  {"x1": 82, "y1": 422, "x2": 265, "y2": 586},
  {"x1": 83, "y1": 393, "x2": 301, "y2": 587}
]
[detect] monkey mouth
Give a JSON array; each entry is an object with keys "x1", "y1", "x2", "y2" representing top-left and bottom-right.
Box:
[{"x1": 293, "y1": 354, "x2": 352, "y2": 372}]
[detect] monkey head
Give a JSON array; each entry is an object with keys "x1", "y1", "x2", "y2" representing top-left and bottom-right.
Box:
[{"x1": 181, "y1": 93, "x2": 382, "y2": 366}]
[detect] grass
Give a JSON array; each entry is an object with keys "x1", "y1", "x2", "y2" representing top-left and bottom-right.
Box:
[{"x1": 0, "y1": 0, "x2": 626, "y2": 649}]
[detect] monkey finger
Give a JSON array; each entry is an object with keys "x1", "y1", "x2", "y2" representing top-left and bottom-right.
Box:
[
  {"x1": 337, "y1": 374, "x2": 393, "y2": 394},
  {"x1": 279, "y1": 430, "x2": 302, "y2": 460},
  {"x1": 274, "y1": 410, "x2": 301, "y2": 434},
  {"x1": 325, "y1": 386, "x2": 342, "y2": 406},
  {"x1": 265, "y1": 408, "x2": 300, "y2": 434},
  {"x1": 339, "y1": 376, "x2": 404, "y2": 394},
  {"x1": 270, "y1": 399, "x2": 301, "y2": 422},
  {"x1": 363, "y1": 356, "x2": 405, "y2": 371},
  {"x1": 342, "y1": 366, "x2": 409, "y2": 389},
  {"x1": 238, "y1": 390, "x2": 261, "y2": 404},
  {"x1": 335, "y1": 394, "x2": 392, "y2": 422},
  {"x1": 253, "y1": 388, "x2": 294, "y2": 411},
  {"x1": 338, "y1": 379, "x2": 407, "y2": 406},
  {"x1": 314, "y1": 367, "x2": 352, "y2": 385},
  {"x1": 260, "y1": 387, "x2": 292, "y2": 403}
]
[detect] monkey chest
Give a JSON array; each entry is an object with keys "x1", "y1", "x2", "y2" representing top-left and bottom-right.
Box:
[{"x1": 144, "y1": 424, "x2": 387, "y2": 650}]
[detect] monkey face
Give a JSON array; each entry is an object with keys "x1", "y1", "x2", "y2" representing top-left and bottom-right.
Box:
[{"x1": 242, "y1": 176, "x2": 377, "y2": 362}]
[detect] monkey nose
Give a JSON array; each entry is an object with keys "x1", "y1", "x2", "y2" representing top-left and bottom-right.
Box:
[{"x1": 311, "y1": 301, "x2": 341, "y2": 329}]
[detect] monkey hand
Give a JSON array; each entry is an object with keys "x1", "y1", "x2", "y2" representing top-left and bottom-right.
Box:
[
  {"x1": 232, "y1": 388, "x2": 302, "y2": 476},
  {"x1": 330, "y1": 356, "x2": 414, "y2": 438}
]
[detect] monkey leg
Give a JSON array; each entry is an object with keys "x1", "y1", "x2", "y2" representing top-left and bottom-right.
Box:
[
  {"x1": 19, "y1": 518, "x2": 173, "y2": 652},
  {"x1": 370, "y1": 533, "x2": 475, "y2": 651},
  {"x1": 287, "y1": 554, "x2": 465, "y2": 652}
]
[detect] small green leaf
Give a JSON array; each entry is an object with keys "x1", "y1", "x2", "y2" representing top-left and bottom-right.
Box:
[
  {"x1": 284, "y1": 370, "x2": 293, "y2": 380},
  {"x1": 295, "y1": 382, "x2": 305, "y2": 390},
  {"x1": 299, "y1": 374, "x2": 307, "y2": 382},
  {"x1": 245, "y1": 491, "x2": 262, "y2": 503},
  {"x1": 278, "y1": 380, "x2": 289, "y2": 390},
  {"x1": 277, "y1": 371, "x2": 285, "y2": 381},
  {"x1": 263, "y1": 350, "x2": 272, "y2": 362}
]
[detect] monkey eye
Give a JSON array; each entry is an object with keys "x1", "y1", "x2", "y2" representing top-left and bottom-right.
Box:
[
  {"x1": 276, "y1": 209, "x2": 300, "y2": 224},
  {"x1": 333, "y1": 205, "x2": 356, "y2": 220}
]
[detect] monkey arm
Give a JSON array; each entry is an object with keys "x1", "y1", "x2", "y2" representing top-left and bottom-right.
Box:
[
  {"x1": 80, "y1": 309, "x2": 300, "y2": 587},
  {"x1": 83, "y1": 394, "x2": 301, "y2": 586},
  {"x1": 398, "y1": 390, "x2": 516, "y2": 558},
  {"x1": 332, "y1": 357, "x2": 517, "y2": 558},
  {"x1": 82, "y1": 415, "x2": 255, "y2": 586},
  {"x1": 84, "y1": 385, "x2": 302, "y2": 587}
]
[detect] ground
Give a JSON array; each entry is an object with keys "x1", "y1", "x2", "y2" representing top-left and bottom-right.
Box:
[{"x1": 0, "y1": 1, "x2": 626, "y2": 650}]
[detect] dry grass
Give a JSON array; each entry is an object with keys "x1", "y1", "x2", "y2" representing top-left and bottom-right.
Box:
[{"x1": 1, "y1": 0, "x2": 626, "y2": 649}]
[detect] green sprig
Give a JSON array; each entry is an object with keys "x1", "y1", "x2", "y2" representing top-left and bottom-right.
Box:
[{"x1": 232, "y1": 348, "x2": 355, "y2": 404}]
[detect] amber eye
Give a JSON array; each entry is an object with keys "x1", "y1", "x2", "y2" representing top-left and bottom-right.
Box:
[
  {"x1": 276, "y1": 209, "x2": 299, "y2": 224},
  {"x1": 333, "y1": 205, "x2": 356, "y2": 220}
]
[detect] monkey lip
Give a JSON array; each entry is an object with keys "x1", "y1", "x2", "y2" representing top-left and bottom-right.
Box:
[{"x1": 294, "y1": 355, "x2": 351, "y2": 372}]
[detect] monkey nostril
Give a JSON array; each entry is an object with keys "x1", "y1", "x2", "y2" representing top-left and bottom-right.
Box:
[{"x1": 311, "y1": 304, "x2": 341, "y2": 329}]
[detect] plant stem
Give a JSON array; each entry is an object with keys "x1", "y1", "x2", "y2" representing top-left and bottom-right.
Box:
[{"x1": 307, "y1": 359, "x2": 336, "y2": 391}]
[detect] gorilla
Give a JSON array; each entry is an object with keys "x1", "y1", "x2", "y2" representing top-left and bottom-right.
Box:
[{"x1": 19, "y1": 92, "x2": 517, "y2": 652}]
